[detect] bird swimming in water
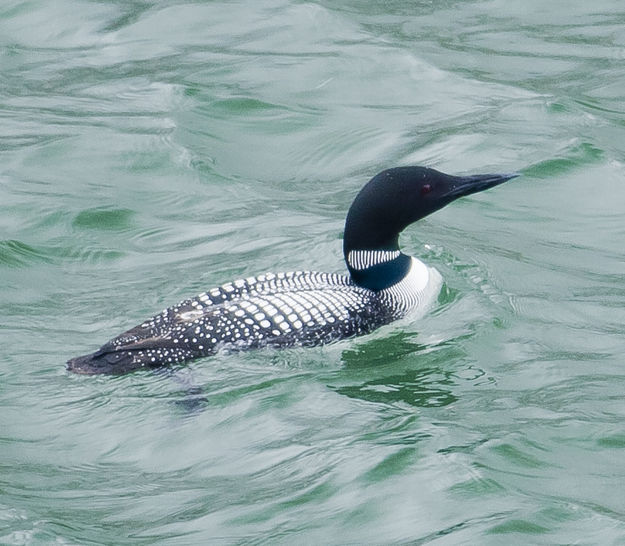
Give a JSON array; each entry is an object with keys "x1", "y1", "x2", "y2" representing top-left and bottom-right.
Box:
[{"x1": 67, "y1": 166, "x2": 518, "y2": 375}]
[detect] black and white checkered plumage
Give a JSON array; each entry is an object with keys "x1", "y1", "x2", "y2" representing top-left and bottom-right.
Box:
[
  {"x1": 68, "y1": 166, "x2": 517, "y2": 374},
  {"x1": 68, "y1": 262, "x2": 430, "y2": 374}
]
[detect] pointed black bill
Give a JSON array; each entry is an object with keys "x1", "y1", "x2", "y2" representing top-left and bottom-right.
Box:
[{"x1": 446, "y1": 172, "x2": 520, "y2": 199}]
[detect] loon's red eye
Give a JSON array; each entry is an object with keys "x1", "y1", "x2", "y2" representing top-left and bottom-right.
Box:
[{"x1": 420, "y1": 184, "x2": 432, "y2": 196}]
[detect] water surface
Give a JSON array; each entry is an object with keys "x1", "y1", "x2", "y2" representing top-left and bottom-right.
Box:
[{"x1": 2, "y1": 1, "x2": 625, "y2": 543}]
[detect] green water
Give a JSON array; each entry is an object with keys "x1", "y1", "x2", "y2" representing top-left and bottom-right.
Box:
[{"x1": 2, "y1": 0, "x2": 625, "y2": 543}]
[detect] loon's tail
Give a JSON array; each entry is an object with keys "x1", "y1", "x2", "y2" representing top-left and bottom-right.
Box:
[
  {"x1": 67, "y1": 333, "x2": 202, "y2": 374},
  {"x1": 67, "y1": 348, "x2": 140, "y2": 375}
]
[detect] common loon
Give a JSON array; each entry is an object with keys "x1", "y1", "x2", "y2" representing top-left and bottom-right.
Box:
[{"x1": 67, "y1": 166, "x2": 518, "y2": 375}]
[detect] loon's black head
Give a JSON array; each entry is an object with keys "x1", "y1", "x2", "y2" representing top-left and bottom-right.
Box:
[{"x1": 343, "y1": 166, "x2": 519, "y2": 288}]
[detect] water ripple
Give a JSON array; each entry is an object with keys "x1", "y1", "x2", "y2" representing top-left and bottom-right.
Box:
[{"x1": 2, "y1": 0, "x2": 625, "y2": 543}]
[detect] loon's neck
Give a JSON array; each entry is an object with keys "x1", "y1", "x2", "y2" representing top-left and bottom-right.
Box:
[
  {"x1": 345, "y1": 248, "x2": 412, "y2": 291},
  {"x1": 342, "y1": 194, "x2": 412, "y2": 290}
]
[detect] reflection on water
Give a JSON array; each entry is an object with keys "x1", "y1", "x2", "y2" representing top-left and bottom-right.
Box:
[
  {"x1": 334, "y1": 367, "x2": 458, "y2": 408},
  {"x1": 334, "y1": 332, "x2": 489, "y2": 407}
]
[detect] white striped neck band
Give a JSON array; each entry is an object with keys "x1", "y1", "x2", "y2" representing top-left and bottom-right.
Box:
[{"x1": 347, "y1": 250, "x2": 401, "y2": 271}]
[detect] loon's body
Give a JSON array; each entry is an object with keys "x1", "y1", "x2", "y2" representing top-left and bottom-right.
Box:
[{"x1": 68, "y1": 166, "x2": 517, "y2": 375}]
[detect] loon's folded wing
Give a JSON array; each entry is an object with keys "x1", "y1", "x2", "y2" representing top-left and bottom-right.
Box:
[{"x1": 67, "y1": 271, "x2": 392, "y2": 374}]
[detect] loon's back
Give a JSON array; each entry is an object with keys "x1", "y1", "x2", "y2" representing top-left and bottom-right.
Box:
[{"x1": 67, "y1": 270, "x2": 411, "y2": 374}]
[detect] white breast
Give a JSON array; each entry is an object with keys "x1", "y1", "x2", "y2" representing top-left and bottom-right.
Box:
[{"x1": 379, "y1": 257, "x2": 442, "y2": 318}]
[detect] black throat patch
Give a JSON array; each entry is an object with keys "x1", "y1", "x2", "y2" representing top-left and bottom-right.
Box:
[{"x1": 348, "y1": 253, "x2": 411, "y2": 291}]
